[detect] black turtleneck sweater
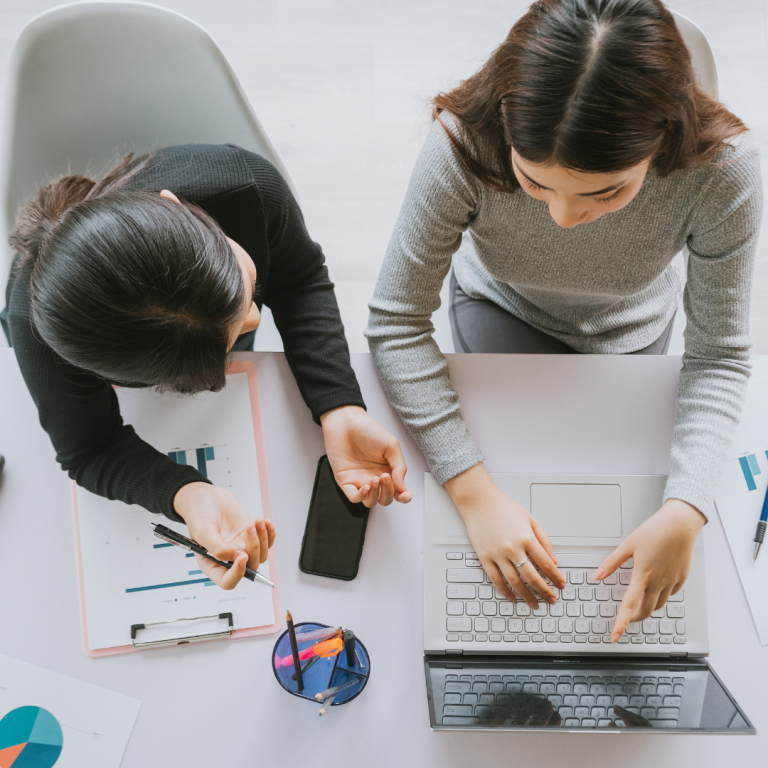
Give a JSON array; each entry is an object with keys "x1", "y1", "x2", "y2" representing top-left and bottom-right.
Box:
[{"x1": 4, "y1": 144, "x2": 365, "y2": 521}]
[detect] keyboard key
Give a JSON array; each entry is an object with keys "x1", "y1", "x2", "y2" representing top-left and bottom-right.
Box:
[
  {"x1": 574, "y1": 706, "x2": 590, "y2": 718},
  {"x1": 647, "y1": 696, "x2": 662, "y2": 708},
  {"x1": 542, "y1": 619, "x2": 557, "y2": 633},
  {"x1": 447, "y1": 569, "x2": 484, "y2": 583},
  {"x1": 561, "y1": 586, "x2": 577, "y2": 600},
  {"x1": 447, "y1": 601, "x2": 464, "y2": 616},
  {"x1": 533, "y1": 602, "x2": 548, "y2": 616},
  {"x1": 649, "y1": 720, "x2": 677, "y2": 728},
  {"x1": 444, "y1": 693, "x2": 462, "y2": 704},
  {"x1": 447, "y1": 618, "x2": 472, "y2": 632},
  {"x1": 564, "y1": 718, "x2": 580, "y2": 726},
  {"x1": 472, "y1": 682, "x2": 488, "y2": 694},
  {"x1": 595, "y1": 587, "x2": 610, "y2": 601},
  {"x1": 445, "y1": 674, "x2": 458, "y2": 681},
  {"x1": 657, "y1": 684, "x2": 672, "y2": 696},
  {"x1": 624, "y1": 622, "x2": 640, "y2": 634},
  {"x1": 566, "y1": 603, "x2": 581, "y2": 617},
  {"x1": 603, "y1": 573, "x2": 618, "y2": 585},
  {"x1": 667, "y1": 590, "x2": 684, "y2": 602},
  {"x1": 667, "y1": 605, "x2": 685, "y2": 618},
  {"x1": 445, "y1": 682, "x2": 470, "y2": 693},
  {"x1": 494, "y1": 588, "x2": 508, "y2": 599},
  {"x1": 660, "y1": 636, "x2": 672, "y2": 644},
  {"x1": 475, "y1": 634, "x2": 488, "y2": 641},
  {"x1": 600, "y1": 603, "x2": 615, "y2": 617},
  {"x1": 478, "y1": 585, "x2": 493, "y2": 600},
  {"x1": 560, "y1": 635, "x2": 573, "y2": 642},
  {"x1": 676, "y1": 621, "x2": 686, "y2": 635},
  {"x1": 631, "y1": 636, "x2": 644, "y2": 644},
  {"x1": 613, "y1": 695, "x2": 629, "y2": 707},
  {"x1": 499, "y1": 602, "x2": 516, "y2": 616},
  {"x1": 516, "y1": 604, "x2": 531, "y2": 616},
  {"x1": 446, "y1": 552, "x2": 463, "y2": 560},
  {"x1": 503, "y1": 634, "x2": 517, "y2": 642},
  {"x1": 659, "y1": 621, "x2": 674, "y2": 635},
  {"x1": 597, "y1": 719, "x2": 612, "y2": 727},
  {"x1": 447, "y1": 584, "x2": 476, "y2": 600},
  {"x1": 674, "y1": 636, "x2": 686, "y2": 644},
  {"x1": 588, "y1": 636, "x2": 600, "y2": 643},
  {"x1": 575, "y1": 619, "x2": 590, "y2": 634},
  {"x1": 658, "y1": 707, "x2": 680, "y2": 718},
  {"x1": 442, "y1": 716, "x2": 480, "y2": 725},
  {"x1": 549, "y1": 603, "x2": 564, "y2": 616},
  {"x1": 591, "y1": 619, "x2": 608, "y2": 634},
  {"x1": 583, "y1": 603, "x2": 598, "y2": 617},
  {"x1": 532, "y1": 634, "x2": 545, "y2": 642},
  {"x1": 518, "y1": 635, "x2": 530, "y2": 642},
  {"x1": 640, "y1": 683, "x2": 655, "y2": 694},
  {"x1": 645, "y1": 637, "x2": 658, "y2": 644},
  {"x1": 466, "y1": 602, "x2": 481, "y2": 616},
  {"x1": 474, "y1": 618, "x2": 489, "y2": 632},
  {"x1": 446, "y1": 633, "x2": 460, "y2": 642},
  {"x1": 591, "y1": 706, "x2": 606, "y2": 718},
  {"x1": 619, "y1": 559, "x2": 633, "y2": 569},
  {"x1": 508, "y1": 618, "x2": 523, "y2": 632},
  {"x1": 491, "y1": 618, "x2": 506, "y2": 632},
  {"x1": 596, "y1": 694, "x2": 611, "y2": 706},
  {"x1": 581, "y1": 718, "x2": 596, "y2": 727},
  {"x1": 525, "y1": 618, "x2": 540, "y2": 633},
  {"x1": 663, "y1": 696, "x2": 682, "y2": 706},
  {"x1": 641, "y1": 707, "x2": 656, "y2": 719},
  {"x1": 461, "y1": 633, "x2": 473, "y2": 642},
  {"x1": 651, "y1": 608, "x2": 664, "y2": 618},
  {"x1": 465, "y1": 691, "x2": 480, "y2": 702},
  {"x1": 612, "y1": 587, "x2": 627, "y2": 601},
  {"x1": 578, "y1": 587, "x2": 593, "y2": 601},
  {"x1": 443, "y1": 704, "x2": 475, "y2": 716},
  {"x1": 465, "y1": 559, "x2": 482, "y2": 568},
  {"x1": 575, "y1": 636, "x2": 587, "y2": 643},
  {"x1": 642, "y1": 620, "x2": 657, "y2": 634},
  {"x1": 482, "y1": 602, "x2": 497, "y2": 616},
  {"x1": 619, "y1": 571, "x2": 632, "y2": 585},
  {"x1": 570, "y1": 570, "x2": 585, "y2": 584}
]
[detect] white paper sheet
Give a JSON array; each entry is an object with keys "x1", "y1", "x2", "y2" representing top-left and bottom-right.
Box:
[
  {"x1": 715, "y1": 376, "x2": 768, "y2": 645},
  {"x1": 0, "y1": 655, "x2": 140, "y2": 767},
  {"x1": 76, "y1": 371, "x2": 276, "y2": 652}
]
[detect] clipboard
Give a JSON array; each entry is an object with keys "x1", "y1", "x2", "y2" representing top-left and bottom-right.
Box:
[{"x1": 71, "y1": 361, "x2": 282, "y2": 657}]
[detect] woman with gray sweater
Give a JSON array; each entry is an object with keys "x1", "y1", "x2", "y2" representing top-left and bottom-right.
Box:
[{"x1": 367, "y1": 0, "x2": 762, "y2": 640}]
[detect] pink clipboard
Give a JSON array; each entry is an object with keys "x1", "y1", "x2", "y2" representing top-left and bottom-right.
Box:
[{"x1": 71, "y1": 360, "x2": 282, "y2": 657}]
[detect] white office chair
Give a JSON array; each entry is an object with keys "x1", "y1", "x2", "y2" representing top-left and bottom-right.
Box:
[{"x1": 0, "y1": 0, "x2": 298, "y2": 302}]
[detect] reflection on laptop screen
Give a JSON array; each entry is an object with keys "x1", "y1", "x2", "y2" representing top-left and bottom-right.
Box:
[{"x1": 426, "y1": 659, "x2": 752, "y2": 732}]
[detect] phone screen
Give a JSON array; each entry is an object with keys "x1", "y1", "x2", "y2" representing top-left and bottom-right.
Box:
[{"x1": 299, "y1": 455, "x2": 369, "y2": 580}]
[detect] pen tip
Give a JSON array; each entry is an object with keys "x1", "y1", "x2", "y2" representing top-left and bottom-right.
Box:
[{"x1": 286, "y1": 610, "x2": 292, "y2": 621}]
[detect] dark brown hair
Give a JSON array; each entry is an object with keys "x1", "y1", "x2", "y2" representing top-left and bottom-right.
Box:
[
  {"x1": 9, "y1": 155, "x2": 245, "y2": 393},
  {"x1": 433, "y1": 0, "x2": 747, "y2": 192}
]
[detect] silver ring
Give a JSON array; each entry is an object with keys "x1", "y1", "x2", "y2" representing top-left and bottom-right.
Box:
[{"x1": 515, "y1": 559, "x2": 529, "y2": 569}]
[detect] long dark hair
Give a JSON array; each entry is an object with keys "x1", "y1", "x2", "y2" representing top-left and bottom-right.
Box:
[
  {"x1": 9, "y1": 155, "x2": 244, "y2": 393},
  {"x1": 433, "y1": 0, "x2": 747, "y2": 192}
]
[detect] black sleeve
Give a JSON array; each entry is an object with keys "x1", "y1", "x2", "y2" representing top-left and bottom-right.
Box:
[
  {"x1": 243, "y1": 153, "x2": 366, "y2": 422},
  {"x1": 7, "y1": 294, "x2": 207, "y2": 522}
]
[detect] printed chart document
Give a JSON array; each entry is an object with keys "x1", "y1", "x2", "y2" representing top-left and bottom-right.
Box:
[
  {"x1": 715, "y1": 375, "x2": 768, "y2": 645},
  {"x1": 73, "y1": 363, "x2": 280, "y2": 655},
  {"x1": 0, "y1": 654, "x2": 140, "y2": 768}
]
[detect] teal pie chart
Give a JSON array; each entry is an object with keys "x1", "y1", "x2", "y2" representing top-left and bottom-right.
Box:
[{"x1": 0, "y1": 707, "x2": 63, "y2": 768}]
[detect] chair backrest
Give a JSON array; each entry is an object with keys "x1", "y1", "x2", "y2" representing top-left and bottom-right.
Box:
[
  {"x1": 671, "y1": 10, "x2": 719, "y2": 100},
  {"x1": 0, "y1": 0, "x2": 298, "y2": 290}
]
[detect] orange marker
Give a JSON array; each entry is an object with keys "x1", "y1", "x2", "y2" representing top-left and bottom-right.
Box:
[{"x1": 276, "y1": 637, "x2": 343, "y2": 668}]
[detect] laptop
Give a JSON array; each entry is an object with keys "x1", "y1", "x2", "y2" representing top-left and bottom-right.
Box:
[{"x1": 423, "y1": 473, "x2": 754, "y2": 733}]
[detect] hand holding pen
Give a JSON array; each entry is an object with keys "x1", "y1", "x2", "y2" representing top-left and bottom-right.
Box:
[{"x1": 171, "y1": 482, "x2": 276, "y2": 589}]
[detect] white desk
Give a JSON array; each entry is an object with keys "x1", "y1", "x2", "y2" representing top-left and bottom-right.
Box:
[{"x1": 0, "y1": 349, "x2": 765, "y2": 766}]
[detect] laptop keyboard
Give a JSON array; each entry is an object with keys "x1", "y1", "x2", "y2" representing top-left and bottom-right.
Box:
[
  {"x1": 442, "y1": 672, "x2": 685, "y2": 727},
  {"x1": 445, "y1": 552, "x2": 686, "y2": 646}
]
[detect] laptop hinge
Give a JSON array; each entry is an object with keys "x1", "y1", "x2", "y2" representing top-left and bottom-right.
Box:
[
  {"x1": 669, "y1": 652, "x2": 688, "y2": 658},
  {"x1": 445, "y1": 649, "x2": 463, "y2": 656}
]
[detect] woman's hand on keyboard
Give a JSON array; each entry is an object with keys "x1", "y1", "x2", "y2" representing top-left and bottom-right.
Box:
[
  {"x1": 445, "y1": 464, "x2": 567, "y2": 608},
  {"x1": 594, "y1": 498, "x2": 706, "y2": 641}
]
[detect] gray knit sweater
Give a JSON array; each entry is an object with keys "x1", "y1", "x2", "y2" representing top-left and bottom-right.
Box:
[{"x1": 366, "y1": 116, "x2": 763, "y2": 518}]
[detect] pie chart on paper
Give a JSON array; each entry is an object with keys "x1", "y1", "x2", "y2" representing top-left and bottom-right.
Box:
[{"x1": 0, "y1": 707, "x2": 63, "y2": 768}]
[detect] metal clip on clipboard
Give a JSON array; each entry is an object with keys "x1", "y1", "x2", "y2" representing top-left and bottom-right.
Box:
[{"x1": 130, "y1": 613, "x2": 234, "y2": 649}]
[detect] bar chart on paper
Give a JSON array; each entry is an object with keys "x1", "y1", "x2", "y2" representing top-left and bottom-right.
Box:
[
  {"x1": 737, "y1": 451, "x2": 768, "y2": 492},
  {"x1": 73, "y1": 370, "x2": 276, "y2": 652}
]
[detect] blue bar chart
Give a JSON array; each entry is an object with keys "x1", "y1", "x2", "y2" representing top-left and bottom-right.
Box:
[
  {"x1": 168, "y1": 445, "x2": 218, "y2": 479},
  {"x1": 738, "y1": 451, "x2": 768, "y2": 491}
]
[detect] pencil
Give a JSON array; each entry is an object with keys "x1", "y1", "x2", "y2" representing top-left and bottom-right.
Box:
[
  {"x1": 314, "y1": 677, "x2": 360, "y2": 701},
  {"x1": 318, "y1": 693, "x2": 336, "y2": 716},
  {"x1": 286, "y1": 611, "x2": 303, "y2": 691}
]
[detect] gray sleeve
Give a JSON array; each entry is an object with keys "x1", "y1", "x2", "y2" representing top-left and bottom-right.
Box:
[
  {"x1": 664, "y1": 137, "x2": 764, "y2": 518},
  {"x1": 366, "y1": 118, "x2": 486, "y2": 483}
]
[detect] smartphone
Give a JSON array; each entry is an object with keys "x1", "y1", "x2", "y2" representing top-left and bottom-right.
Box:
[{"x1": 299, "y1": 455, "x2": 369, "y2": 580}]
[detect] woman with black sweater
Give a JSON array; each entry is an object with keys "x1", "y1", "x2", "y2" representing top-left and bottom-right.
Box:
[{"x1": 2, "y1": 143, "x2": 411, "y2": 588}]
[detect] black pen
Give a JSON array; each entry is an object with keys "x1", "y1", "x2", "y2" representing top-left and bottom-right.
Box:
[{"x1": 151, "y1": 522, "x2": 275, "y2": 587}]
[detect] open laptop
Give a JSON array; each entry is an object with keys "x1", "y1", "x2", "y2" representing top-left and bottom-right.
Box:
[{"x1": 423, "y1": 473, "x2": 754, "y2": 733}]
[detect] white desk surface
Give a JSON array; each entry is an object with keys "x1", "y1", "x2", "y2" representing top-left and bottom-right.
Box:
[{"x1": 0, "y1": 349, "x2": 765, "y2": 766}]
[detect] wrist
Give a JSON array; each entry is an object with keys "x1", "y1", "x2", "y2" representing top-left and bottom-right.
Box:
[
  {"x1": 661, "y1": 498, "x2": 707, "y2": 531},
  {"x1": 173, "y1": 481, "x2": 213, "y2": 522},
  {"x1": 444, "y1": 464, "x2": 494, "y2": 509},
  {"x1": 320, "y1": 404, "x2": 366, "y2": 428}
]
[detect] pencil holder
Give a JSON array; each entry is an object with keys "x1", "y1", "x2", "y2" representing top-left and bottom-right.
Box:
[{"x1": 272, "y1": 622, "x2": 370, "y2": 708}]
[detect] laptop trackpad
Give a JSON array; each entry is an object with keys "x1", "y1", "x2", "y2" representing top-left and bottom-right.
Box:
[{"x1": 530, "y1": 484, "x2": 622, "y2": 538}]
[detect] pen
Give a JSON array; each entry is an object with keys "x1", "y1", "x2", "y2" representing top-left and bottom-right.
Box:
[
  {"x1": 151, "y1": 523, "x2": 275, "y2": 587},
  {"x1": 286, "y1": 611, "x2": 304, "y2": 692},
  {"x1": 754, "y1": 484, "x2": 768, "y2": 560},
  {"x1": 275, "y1": 637, "x2": 343, "y2": 667},
  {"x1": 294, "y1": 626, "x2": 342, "y2": 645}
]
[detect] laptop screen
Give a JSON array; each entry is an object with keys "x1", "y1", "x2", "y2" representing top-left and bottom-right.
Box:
[{"x1": 425, "y1": 656, "x2": 754, "y2": 732}]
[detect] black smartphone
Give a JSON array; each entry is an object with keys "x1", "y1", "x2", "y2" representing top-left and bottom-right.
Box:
[{"x1": 299, "y1": 455, "x2": 369, "y2": 580}]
